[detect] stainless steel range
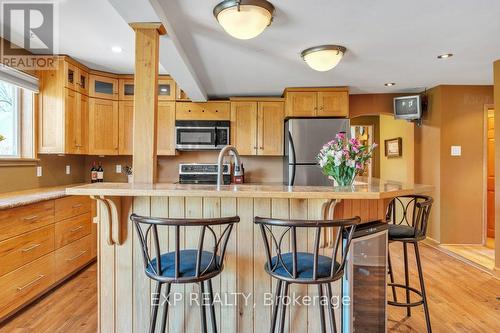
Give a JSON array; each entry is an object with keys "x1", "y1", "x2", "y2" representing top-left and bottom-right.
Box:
[{"x1": 179, "y1": 163, "x2": 231, "y2": 185}]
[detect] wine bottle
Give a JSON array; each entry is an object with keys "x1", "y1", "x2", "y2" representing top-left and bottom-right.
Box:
[
  {"x1": 91, "y1": 161, "x2": 97, "y2": 183},
  {"x1": 97, "y1": 162, "x2": 104, "y2": 182}
]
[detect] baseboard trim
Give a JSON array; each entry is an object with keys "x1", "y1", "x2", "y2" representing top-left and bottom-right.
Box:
[{"x1": 422, "y1": 242, "x2": 498, "y2": 279}]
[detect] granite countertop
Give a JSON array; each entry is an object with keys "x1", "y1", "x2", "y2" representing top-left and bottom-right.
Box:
[
  {"x1": 0, "y1": 184, "x2": 85, "y2": 210},
  {"x1": 66, "y1": 178, "x2": 433, "y2": 200}
]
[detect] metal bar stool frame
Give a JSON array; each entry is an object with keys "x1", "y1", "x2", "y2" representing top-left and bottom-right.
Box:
[
  {"x1": 131, "y1": 213, "x2": 240, "y2": 333},
  {"x1": 385, "y1": 195, "x2": 433, "y2": 333},
  {"x1": 254, "y1": 216, "x2": 359, "y2": 333}
]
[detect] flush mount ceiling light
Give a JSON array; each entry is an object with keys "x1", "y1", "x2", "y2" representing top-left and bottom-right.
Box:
[
  {"x1": 384, "y1": 82, "x2": 396, "y2": 86},
  {"x1": 213, "y1": 0, "x2": 275, "y2": 40},
  {"x1": 301, "y1": 45, "x2": 346, "y2": 72},
  {"x1": 437, "y1": 53, "x2": 453, "y2": 59},
  {"x1": 111, "y1": 46, "x2": 122, "y2": 53}
]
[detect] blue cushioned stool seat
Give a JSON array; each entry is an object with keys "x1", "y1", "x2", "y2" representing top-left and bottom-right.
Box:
[
  {"x1": 269, "y1": 252, "x2": 339, "y2": 280},
  {"x1": 388, "y1": 224, "x2": 418, "y2": 239},
  {"x1": 146, "y1": 249, "x2": 219, "y2": 278}
]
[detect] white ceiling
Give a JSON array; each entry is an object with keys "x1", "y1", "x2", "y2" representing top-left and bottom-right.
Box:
[{"x1": 4, "y1": 0, "x2": 500, "y2": 97}]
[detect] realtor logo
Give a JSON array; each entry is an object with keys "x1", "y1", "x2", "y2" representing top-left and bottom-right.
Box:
[
  {"x1": 2, "y1": 2, "x2": 54, "y2": 54},
  {"x1": 1, "y1": 1, "x2": 58, "y2": 70}
]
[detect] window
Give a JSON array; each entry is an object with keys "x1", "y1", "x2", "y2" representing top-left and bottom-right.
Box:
[{"x1": 0, "y1": 80, "x2": 20, "y2": 157}]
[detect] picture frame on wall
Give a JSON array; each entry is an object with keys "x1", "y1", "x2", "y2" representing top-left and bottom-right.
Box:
[{"x1": 385, "y1": 137, "x2": 402, "y2": 158}]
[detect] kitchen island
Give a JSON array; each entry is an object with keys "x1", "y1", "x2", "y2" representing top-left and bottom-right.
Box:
[{"x1": 66, "y1": 179, "x2": 432, "y2": 333}]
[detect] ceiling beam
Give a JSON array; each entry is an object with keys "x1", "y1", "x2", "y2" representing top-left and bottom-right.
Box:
[{"x1": 106, "y1": 0, "x2": 207, "y2": 101}]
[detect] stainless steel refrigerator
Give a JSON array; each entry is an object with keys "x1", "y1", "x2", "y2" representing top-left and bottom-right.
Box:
[{"x1": 284, "y1": 118, "x2": 349, "y2": 186}]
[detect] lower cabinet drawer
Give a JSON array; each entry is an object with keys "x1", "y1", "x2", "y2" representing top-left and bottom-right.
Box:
[
  {"x1": 55, "y1": 196, "x2": 91, "y2": 222},
  {"x1": 0, "y1": 225, "x2": 55, "y2": 276},
  {"x1": 0, "y1": 253, "x2": 55, "y2": 320},
  {"x1": 0, "y1": 200, "x2": 55, "y2": 242},
  {"x1": 54, "y1": 235, "x2": 92, "y2": 281},
  {"x1": 54, "y1": 212, "x2": 91, "y2": 249}
]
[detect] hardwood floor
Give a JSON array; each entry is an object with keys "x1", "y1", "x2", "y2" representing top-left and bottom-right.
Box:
[
  {"x1": 0, "y1": 243, "x2": 498, "y2": 333},
  {"x1": 387, "y1": 242, "x2": 500, "y2": 332}
]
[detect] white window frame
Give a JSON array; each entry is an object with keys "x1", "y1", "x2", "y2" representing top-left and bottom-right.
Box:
[{"x1": 0, "y1": 82, "x2": 22, "y2": 158}]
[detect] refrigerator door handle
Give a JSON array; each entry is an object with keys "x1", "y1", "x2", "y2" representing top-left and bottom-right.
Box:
[
  {"x1": 288, "y1": 131, "x2": 296, "y2": 186},
  {"x1": 288, "y1": 131, "x2": 296, "y2": 165}
]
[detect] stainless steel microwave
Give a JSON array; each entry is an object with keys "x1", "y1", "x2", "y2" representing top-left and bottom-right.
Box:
[{"x1": 175, "y1": 120, "x2": 230, "y2": 150}]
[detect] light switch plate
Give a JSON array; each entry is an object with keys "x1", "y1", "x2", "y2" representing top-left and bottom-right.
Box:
[
  {"x1": 36, "y1": 166, "x2": 42, "y2": 177},
  {"x1": 116, "y1": 165, "x2": 122, "y2": 173},
  {"x1": 66, "y1": 165, "x2": 71, "y2": 175},
  {"x1": 451, "y1": 146, "x2": 461, "y2": 156}
]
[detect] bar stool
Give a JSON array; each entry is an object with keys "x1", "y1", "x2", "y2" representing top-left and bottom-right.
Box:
[
  {"x1": 386, "y1": 195, "x2": 433, "y2": 332},
  {"x1": 130, "y1": 213, "x2": 240, "y2": 333},
  {"x1": 254, "y1": 216, "x2": 359, "y2": 333}
]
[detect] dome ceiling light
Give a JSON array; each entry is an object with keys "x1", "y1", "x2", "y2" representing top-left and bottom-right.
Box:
[
  {"x1": 213, "y1": 0, "x2": 275, "y2": 40},
  {"x1": 301, "y1": 45, "x2": 347, "y2": 72}
]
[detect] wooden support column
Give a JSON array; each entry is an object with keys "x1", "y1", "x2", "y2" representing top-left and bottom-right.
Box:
[
  {"x1": 494, "y1": 60, "x2": 500, "y2": 273},
  {"x1": 129, "y1": 23, "x2": 166, "y2": 184}
]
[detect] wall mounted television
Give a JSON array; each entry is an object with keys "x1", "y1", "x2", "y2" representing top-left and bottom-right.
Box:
[{"x1": 393, "y1": 95, "x2": 422, "y2": 120}]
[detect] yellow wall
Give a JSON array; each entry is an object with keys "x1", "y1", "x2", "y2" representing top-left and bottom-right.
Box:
[
  {"x1": 415, "y1": 85, "x2": 494, "y2": 245},
  {"x1": 379, "y1": 115, "x2": 415, "y2": 183},
  {"x1": 0, "y1": 155, "x2": 86, "y2": 194},
  {"x1": 414, "y1": 87, "x2": 442, "y2": 241}
]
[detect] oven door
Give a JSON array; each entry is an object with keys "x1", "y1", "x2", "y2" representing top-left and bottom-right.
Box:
[{"x1": 176, "y1": 126, "x2": 217, "y2": 150}]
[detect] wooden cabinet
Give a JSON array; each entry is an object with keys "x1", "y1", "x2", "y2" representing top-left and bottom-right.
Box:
[
  {"x1": 158, "y1": 77, "x2": 176, "y2": 101},
  {"x1": 64, "y1": 61, "x2": 78, "y2": 91},
  {"x1": 285, "y1": 88, "x2": 349, "y2": 118},
  {"x1": 65, "y1": 89, "x2": 88, "y2": 154},
  {"x1": 119, "y1": 76, "x2": 175, "y2": 101},
  {"x1": 90, "y1": 74, "x2": 118, "y2": 100},
  {"x1": 0, "y1": 225, "x2": 54, "y2": 276},
  {"x1": 0, "y1": 253, "x2": 55, "y2": 320},
  {"x1": 231, "y1": 99, "x2": 284, "y2": 156},
  {"x1": 0, "y1": 201, "x2": 54, "y2": 242},
  {"x1": 285, "y1": 92, "x2": 317, "y2": 117},
  {"x1": 118, "y1": 100, "x2": 176, "y2": 155},
  {"x1": 54, "y1": 235, "x2": 92, "y2": 281},
  {"x1": 176, "y1": 101, "x2": 230, "y2": 120},
  {"x1": 89, "y1": 98, "x2": 119, "y2": 155},
  {"x1": 0, "y1": 195, "x2": 95, "y2": 321},
  {"x1": 258, "y1": 101, "x2": 284, "y2": 155},
  {"x1": 230, "y1": 102, "x2": 258, "y2": 155},
  {"x1": 317, "y1": 91, "x2": 349, "y2": 117},
  {"x1": 118, "y1": 101, "x2": 134, "y2": 155},
  {"x1": 54, "y1": 212, "x2": 92, "y2": 249},
  {"x1": 119, "y1": 78, "x2": 135, "y2": 101},
  {"x1": 157, "y1": 101, "x2": 176, "y2": 155},
  {"x1": 76, "y1": 69, "x2": 89, "y2": 95},
  {"x1": 39, "y1": 58, "x2": 89, "y2": 154}
]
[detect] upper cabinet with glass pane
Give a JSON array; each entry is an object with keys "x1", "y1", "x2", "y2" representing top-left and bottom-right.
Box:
[
  {"x1": 90, "y1": 74, "x2": 119, "y2": 100},
  {"x1": 64, "y1": 60, "x2": 89, "y2": 95},
  {"x1": 158, "y1": 78, "x2": 176, "y2": 101},
  {"x1": 118, "y1": 76, "x2": 176, "y2": 101}
]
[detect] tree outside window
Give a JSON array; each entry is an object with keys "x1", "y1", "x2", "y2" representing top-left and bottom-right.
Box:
[{"x1": 0, "y1": 80, "x2": 19, "y2": 157}]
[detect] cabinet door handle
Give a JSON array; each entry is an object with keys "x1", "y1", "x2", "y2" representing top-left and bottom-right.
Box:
[
  {"x1": 70, "y1": 225, "x2": 84, "y2": 232},
  {"x1": 23, "y1": 215, "x2": 38, "y2": 222},
  {"x1": 66, "y1": 250, "x2": 87, "y2": 261},
  {"x1": 259, "y1": 146, "x2": 263, "y2": 149},
  {"x1": 17, "y1": 275, "x2": 45, "y2": 292},
  {"x1": 21, "y1": 243, "x2": 41, "y2": 252},
  {"x1": 72, "y1": 203, "x2": 83, "y2": 208}
]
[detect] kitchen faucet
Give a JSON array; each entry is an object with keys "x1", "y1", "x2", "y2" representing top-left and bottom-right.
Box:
[{"x1": 217, "y1": 145, "x2": 242, "y2": 187}]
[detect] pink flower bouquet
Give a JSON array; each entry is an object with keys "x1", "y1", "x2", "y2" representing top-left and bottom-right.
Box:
[{"x1": 317, "y1": 132, "x2": 377, "y2": 186}]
